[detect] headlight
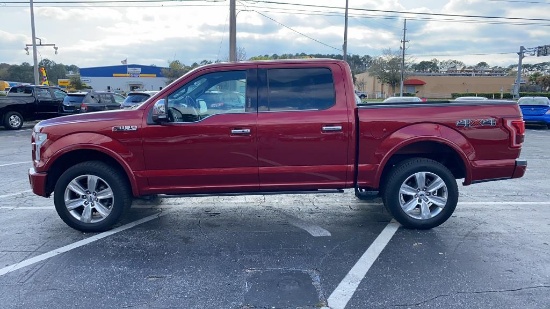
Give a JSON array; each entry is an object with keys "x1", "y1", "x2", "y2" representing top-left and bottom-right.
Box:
[{"x1": 32, "y1": 131, "x2": 48, "y2": 162}]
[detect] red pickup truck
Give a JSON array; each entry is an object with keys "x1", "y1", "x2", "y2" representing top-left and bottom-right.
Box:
[{"x1": 28, "y1": 59, "x2": 527, "y2": 232}]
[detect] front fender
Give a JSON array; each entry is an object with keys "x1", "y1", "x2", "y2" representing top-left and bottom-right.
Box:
[{"x1": 39, "y1": 132, "x2": 141, "y2": 196}]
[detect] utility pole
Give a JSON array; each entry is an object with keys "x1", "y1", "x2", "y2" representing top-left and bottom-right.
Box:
[
  {"x1": 512, "y1": 44, "x2": 550, "y2": 98},
  {"x1": 229, "y1": 0, "x2": 236, "y2": 62},
  {"x1": 343, "y1": 0, "x2": 349, "y2": 62},
  {"x1": 399, "y1": 19, "x2": 408, "y2": 97},
  {"x1": 514, "y1": 46, "x2": 526, "y2": 99},
  {"x1": 29, "y1": 0, "x2": 39, "y2": 85}
]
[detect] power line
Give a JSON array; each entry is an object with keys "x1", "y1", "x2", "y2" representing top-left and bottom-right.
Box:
[{"x1": 243, "y1": 0, "x2": 550, "y2": 23}]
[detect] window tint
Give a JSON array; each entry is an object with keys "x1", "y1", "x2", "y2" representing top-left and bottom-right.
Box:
[
  {"x1": 54, "y1": 89, "x2": 67, "y2": 99},
  {"x1": 35, "y1": 88, "x2": 51, "y2": 99},
  {"x1": 167, "y1": 70, "x2": 247, "y2": 123},
  {"x1": 63, "y1": 95, "x2": 85, "y2": 104},
  {"x1": 264, "y1": 68, "x2": 335, "y2": 111}
]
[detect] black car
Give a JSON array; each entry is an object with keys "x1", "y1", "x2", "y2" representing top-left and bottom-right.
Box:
[
  {"x1": 59, "y1": 91, "x2": 124, "y2": 115},
  {"x1": 121, "y1": 91, "x2": 158, "y2": 109}
]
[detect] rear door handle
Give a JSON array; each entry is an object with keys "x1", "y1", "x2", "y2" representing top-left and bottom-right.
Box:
[
  {"x1": 322, "y1": 125, "x2": 343, "y2": 132},
  {"x1": 231, "y1": 128, "x2": 251, "y2": 135}
]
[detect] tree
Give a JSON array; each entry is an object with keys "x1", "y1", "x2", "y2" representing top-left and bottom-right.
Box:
[
  {"x1": 69, "y1": 76, "x2": 85, "y2": 90},
  {"x1": 161, "y1": 60, "x2": 192, "y2": 84},
  {"x1": 439, "y1": 59, "x2": 465, "y2": 72},
  {"x1": 411, "y1": 60, "x2": 439, "y2": 73},
  {"x1": 537, "y1": 75, "x2": 550, "y2": 91},
  {"x1": 368, "y1": 49, "x2": 404, "y2": 94}
]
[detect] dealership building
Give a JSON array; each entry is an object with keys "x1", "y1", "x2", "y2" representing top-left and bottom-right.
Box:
[{"x1": 79, "y1": 64, "x2": 169, "y2": 93}]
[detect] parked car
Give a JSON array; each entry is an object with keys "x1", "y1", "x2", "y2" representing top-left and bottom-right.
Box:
[
  {"x1": 0, "y1": 85, "x2": 67, "y2": 130},
  {"x1": 382, "y1": 96, "x2": 423, "y2": 103},
  {"x1": 454, "y1": 96, "x2": 489, "y2": 101},
  {"x1": 29, "y1": 59, "x2": 526, "y2": 232},
  {"x1": 59, "y1": 91, "x2": 123, "y2": 115},
  {"x1": 121, "y1": 91, "x2": 159, "y2": 109},
  {"x1": 517, "y1": 96, "x2": 550, "y2": 128},
  {"x1": 197, "y1": 91, "x2": 245, "y2": 111},
  {"x1": 355, "y1": 90, "x2": 367, "y2": 99}
]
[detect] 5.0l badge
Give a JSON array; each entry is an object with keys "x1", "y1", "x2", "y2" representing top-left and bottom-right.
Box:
[{"x1": 112, "y1": 125, "x2": 138, "y2": 131}]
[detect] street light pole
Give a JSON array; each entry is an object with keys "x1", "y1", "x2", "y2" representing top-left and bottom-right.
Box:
[
  {"x1": 343, "y1": 0, "x2": 348, "y2": 62},
  {"x1": 514, "y1": 46, "x2": 526, "y2": 99},
  {"x1": 29, "y1": 0, "x2": 40, "y2": 85},
  {"x1": 229, "y1": 0, "x2": 236, "y2": 62}
]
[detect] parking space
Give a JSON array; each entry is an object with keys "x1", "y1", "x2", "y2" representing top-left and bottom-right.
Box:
[{"x1": 0, "y1": 124, "x2": 549, "y2": 308}]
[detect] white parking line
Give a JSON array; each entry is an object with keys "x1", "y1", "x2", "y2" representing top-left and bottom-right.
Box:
[
  {"x1": 0, "y1": 211, "x2": 169, "y2": 277},
  {"x1": 326, "y1": 221, "x2": 400, "y2": 309},
  {"x1": 0, "y1": 161, "x2": 31, "y2": 167},
  {"x1": 0, "y1": 190, "x2": 32, "y2": 199},
  {"x1": 286, "y1": 215, "x2": 331, "y2": 237}
]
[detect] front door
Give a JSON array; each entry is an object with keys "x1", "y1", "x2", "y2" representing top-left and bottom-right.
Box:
[{"x1": 141, "y1": 68, "x2": 259, "y2": 194}]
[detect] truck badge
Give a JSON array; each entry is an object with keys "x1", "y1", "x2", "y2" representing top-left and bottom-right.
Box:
[
  {"x1": 456, "y1": 118, "x2": 496, "y2": 128},
  {"x1": 112, "y1": 125, "x2": 138, "y2": 132}
]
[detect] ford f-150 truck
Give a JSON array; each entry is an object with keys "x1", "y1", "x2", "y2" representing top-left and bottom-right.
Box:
[
  {"x1": 28, "y1": 59, "x2": 527, "y2": 232},
  {"x1": 0, "y1": 85, "x2": 67, "y2": 130}
]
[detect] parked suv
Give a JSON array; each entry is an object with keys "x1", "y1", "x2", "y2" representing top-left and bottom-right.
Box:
[
  {"x1": 121, "y1": 91, "x2": 158, "y2": 109},
  {"x1": 59, "y1": 91, "x2": 124, "y2": 115}
]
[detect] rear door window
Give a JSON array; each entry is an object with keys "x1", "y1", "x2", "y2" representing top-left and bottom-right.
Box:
[{"x1": 262, "y1": 68, "x2": 335, "y2": 111}]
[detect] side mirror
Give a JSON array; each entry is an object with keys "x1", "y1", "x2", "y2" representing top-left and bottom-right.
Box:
[{"x1": 152, "y1": 98, "x2": 168, "y2": 123}]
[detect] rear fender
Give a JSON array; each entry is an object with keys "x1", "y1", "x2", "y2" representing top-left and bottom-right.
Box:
[{"x1": 373, "y1": 123, "x2": 474, "y2": 187}]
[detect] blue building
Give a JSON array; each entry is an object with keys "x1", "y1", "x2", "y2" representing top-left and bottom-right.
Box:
[{"x1": 79, "y1": 64, "x2": 169, "y2": 93}]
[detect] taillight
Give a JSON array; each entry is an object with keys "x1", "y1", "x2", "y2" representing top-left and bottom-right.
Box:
[
  {"x1": 504, "y1": 118, "x2": 525, "y2": 148},
  {"x1": 81, "y1": 103, "x2": 88, "y2": 112}
]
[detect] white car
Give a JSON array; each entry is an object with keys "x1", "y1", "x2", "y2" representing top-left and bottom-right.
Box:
[
  {"x1": 454, "y1": 96, "x2": 489, "y2": 101},
  {"x1": 382, "y1": 96, "x2": 423, "y2": 103}
]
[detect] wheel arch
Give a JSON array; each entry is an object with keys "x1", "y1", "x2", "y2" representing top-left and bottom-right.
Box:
[
  {"x1": 373, "y1": 125, "x2": 473, "y2": 189},
  {"x1": 44, "y1": 147, "x2": 140, "y2": 198}
]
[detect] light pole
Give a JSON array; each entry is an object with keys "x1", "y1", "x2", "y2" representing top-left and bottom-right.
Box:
[
  {"x1": 24, "y1": 37, "x2": 58, "y2": 85},
  {"x1": 29, "y1": 0, "x2": 39, "y2": 85},
  {"x1": 229, "y1": 0, "x2": 236, "y2": 62}
]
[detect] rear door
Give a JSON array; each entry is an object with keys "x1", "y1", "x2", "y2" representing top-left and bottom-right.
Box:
[{"x1": 256, "y1": 64, "x2": 351, "y2": 190}]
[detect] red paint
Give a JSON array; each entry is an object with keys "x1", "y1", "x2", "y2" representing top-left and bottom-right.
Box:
[{"x1": 29, "y1": 59, "x2": 526, "y2": 197}]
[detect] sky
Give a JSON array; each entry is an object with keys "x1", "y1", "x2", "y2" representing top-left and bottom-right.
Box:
[{"x1": 0, "y1": 0, "x2": 549, "y2": 69}]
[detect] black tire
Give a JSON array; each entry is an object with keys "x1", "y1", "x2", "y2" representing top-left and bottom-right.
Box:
[
  {"x1": 54, "y1": 161, "x2": 132, "y2": 232},
  {"x1": 382, "y1": 158, "x2": 458, "y2": 229},
  {"x1": 3, "y1": 111, "x2": 24, "y2": 130}
]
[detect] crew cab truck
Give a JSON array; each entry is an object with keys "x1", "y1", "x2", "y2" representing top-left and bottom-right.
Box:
[
  {"x1": 0, "y1": 85, "x2": 67, "y2": 130},
  {"x1": 28, "y1": 59, "x2": 527, "y2": 232}
]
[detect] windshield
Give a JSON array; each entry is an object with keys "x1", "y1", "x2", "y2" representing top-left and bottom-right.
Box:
[
  {"x1": 123, "y1": 93, "x2": 150, "y2": 104},
  {"x1": 518, "y1": 97, "x2": 550, "y2": 106},
  {"x1": 63, "y1": 95, "x2": 85, "y2": 104}
]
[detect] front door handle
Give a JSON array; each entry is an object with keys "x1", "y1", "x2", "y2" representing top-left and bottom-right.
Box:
[
  {"x1": 322, "y1": 125, "x2": 343, "y2": 132},
  {"x1": 231, "y1": 128, "x2": 251, "y2": 135}
]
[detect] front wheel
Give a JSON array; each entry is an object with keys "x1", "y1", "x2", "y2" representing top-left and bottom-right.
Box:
[
  {"x1": 3, "y1": 111, "x2": 24, "y2": 130},
  {"x1": 54, "y1": 161, "x2": 132, "y2": 232},
  {"x1": 382, "y1": 158, "x2": 458, "y2": 229}
]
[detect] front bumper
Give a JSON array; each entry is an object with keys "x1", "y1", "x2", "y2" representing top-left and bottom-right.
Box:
[{"x1": 28, "y1": 167, "x2": 49, "y2": 197}]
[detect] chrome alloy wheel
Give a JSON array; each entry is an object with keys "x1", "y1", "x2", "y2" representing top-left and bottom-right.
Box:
[
  {"x1": 64, "y1": 174, "x2": 114, "y2": 224},
  {"x1": 8, "y1": 114, "x2": 22, "y2": 128},
  {"x1": 398, "y1": 171, "x2": 448, "y2": 220}
]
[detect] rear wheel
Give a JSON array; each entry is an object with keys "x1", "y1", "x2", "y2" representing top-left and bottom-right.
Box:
[
  {"x1": 382, "y1": 158, "x2": 458, "y2": 229},
  {"x1": 3, "y1": 111, "x2": 23, "y2": 130},
  {"x1": 54, "y1": 161, "x2": 132, "y2": 232}
]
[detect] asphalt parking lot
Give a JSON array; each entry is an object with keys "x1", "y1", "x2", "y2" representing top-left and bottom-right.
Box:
[{"x1": 0, "y1": 123, "x2": 549, "y2": 309}]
